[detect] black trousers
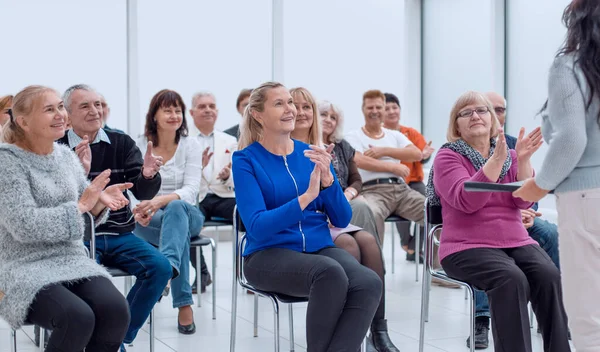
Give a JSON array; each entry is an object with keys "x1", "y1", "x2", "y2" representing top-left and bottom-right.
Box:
[
  {"x1": 441, "y1": 245, "x2": 571, "y2": 352},
  {"x1": 191, "y1": 194, "x2": 237, "y2": 273},
  {"x1": 26, "y1": 276, "x2": 130, "y2": 352},
  {"x1": 244, "y1": 247, "x2": 382, "y2": 352},
  {"x1": 396, "y1": 181, "x2": 425, "y2": 251}
]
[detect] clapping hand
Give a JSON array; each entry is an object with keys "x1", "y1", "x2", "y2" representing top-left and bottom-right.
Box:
[
  {"x1": 99, "y1": 182, "x2": 133, "y2": 211},
  {"x1": 491, "y1": 129, "x2": 508, "y2": 163},
  {"x1": 142, "y1": 141, "x2": 163, "y2": 179},
  {"x1": 515, "y1": 127, "x2": 543, "y2": 163},
  {"x1": 304, "y1": 144, "x2": 335, "y2": 187},
  {"x1": 422, "y1": 141, "x2": 435, "y2": 160},
  {"x1": 202, "y1": 147, "x2": 214, "y2": 169},
  {"x1": 217, "y1": 162, "x2": 232, "y2": 181},
  {"x1": 75, "y1": 135, "x2": 92, "y2": 175},
  {"x1": 78, "y1": 169, "x2": 111, "y2": 213}
]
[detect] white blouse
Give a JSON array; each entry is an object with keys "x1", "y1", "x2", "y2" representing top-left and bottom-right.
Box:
[{"x1": 136, "y1": 136, "x2": 202, "y2": 205}]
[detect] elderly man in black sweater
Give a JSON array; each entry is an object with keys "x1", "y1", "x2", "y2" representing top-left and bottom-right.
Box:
[{"x1": 57, "y1": 84, "x2": 172, "y2": 350}]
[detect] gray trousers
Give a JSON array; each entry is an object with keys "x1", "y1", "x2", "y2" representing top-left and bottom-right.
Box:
[{"x1": 396, "y1": 181, "x2": 426, "y2": 252}]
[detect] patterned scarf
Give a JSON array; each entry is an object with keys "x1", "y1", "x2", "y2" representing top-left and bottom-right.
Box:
[{"x1": 426, "y1": 138, "x2": 512, "y2": 206}]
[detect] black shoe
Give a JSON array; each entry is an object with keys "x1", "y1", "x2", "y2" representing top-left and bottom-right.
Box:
[
  {"x1": 370, "y1": 319, "x2": 400, "y2": 352},
  {"x1": 466, "y1": 319, "x2": 489, "y2": 349},
  {"x1": 405, "y1": 252, "x2": 424, "y2": 263},
  {"x1": 201, "y1": 271, "x2": 212, "y2": 293},
  {"x1": 191, "y1": 281, "x2": 198, "y2": 294},
  {"x1": 178, "y1": 321, "x2": 196, "y2": 335}
]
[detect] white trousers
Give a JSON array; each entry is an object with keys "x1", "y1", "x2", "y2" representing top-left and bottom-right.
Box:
[{"x1": 557, "y1": 187, "x2": 600, "y2": 352}]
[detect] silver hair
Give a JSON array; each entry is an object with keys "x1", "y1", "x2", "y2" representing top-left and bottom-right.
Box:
[
  {"x1": 318, "y1": 100, "x2": 345, "y2": 144},
  {"x1": 191, "y1": 91, "x2": 217, "y2": 107},
  {"x1": 63, "y1": 84, "x2": 95, "y2": 113}
]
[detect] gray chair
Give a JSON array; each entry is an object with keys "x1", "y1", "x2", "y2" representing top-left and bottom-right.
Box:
[
  {"x1": 388, "y1": 215, "x2": 421, "y2": 280},
  {"x1": 85, "y1": 212, "x2": 156, "y2": 352},
  {"x1": 419, "y1": 200, "x2": 476, "y2": 352},
  {"x1": 190, "y1": 234, "x2": 216, "y2": 318},
  {"x1": 10, "y1": 324, "x2": 45, "y2": 352},
  {"x1": 229, "y1": 209, "x2": 307, "y2": 352}
]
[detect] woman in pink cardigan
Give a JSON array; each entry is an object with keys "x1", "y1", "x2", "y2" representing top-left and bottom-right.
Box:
[{"x1": 426, "y1": 91, "x2": 570, "y2": 352}]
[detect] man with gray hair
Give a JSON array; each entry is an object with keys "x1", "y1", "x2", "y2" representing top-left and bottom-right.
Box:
[
  {"x1": 189, "y1": 91, "x2": 237, "y2": 293},
  {"x1": 58, "y1": 84, "x2": 173, "y2": 351}
]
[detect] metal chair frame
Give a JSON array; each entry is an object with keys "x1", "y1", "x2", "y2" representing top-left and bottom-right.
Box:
[{"x1": 388, "y1": 215, "x2": 421, "y2": 281}]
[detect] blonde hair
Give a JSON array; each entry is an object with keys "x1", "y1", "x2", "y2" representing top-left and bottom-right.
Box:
[
  {"x1": 2, "y1": 86, "x2": 57, "y2": 144},
  {"x1": 0, "y1": 95, "x2": 13, "y2": 115},
  {"x1": 318, "y1": 100, "x2": 345, "y2": 144},
  {"x1": 290, "y1": 87, "x2": 322, "y2": 146},
  {"x1": 446, "y1": 91, "x2": 500, "y2": 143},
  {"x1": 238, "y1": 82, "x2": 285, "y2": 150}
]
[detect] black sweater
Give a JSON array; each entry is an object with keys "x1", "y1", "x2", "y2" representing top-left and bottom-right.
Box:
[{"x1": 57, "y1": 130, "x2": 162, "y2": 235}]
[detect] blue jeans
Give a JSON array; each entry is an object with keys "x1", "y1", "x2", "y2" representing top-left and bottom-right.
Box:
[
  {"x1": 134, "y1": 200, "x2": 205, "y2": 308},
  {"x1": 87, "y1": 233, "x2": 172, "y2": 344},
  {"x1": 475, "y1": 218, "x2": 560, "y2": 317}
]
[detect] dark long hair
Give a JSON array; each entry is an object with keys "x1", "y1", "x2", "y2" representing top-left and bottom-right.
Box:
[
  {"x1": 145, "y1": 89, "x2": 188, "y2": 147},
  {"x1": 548, "y1": 0, "x2": 600, "y2": 124}
]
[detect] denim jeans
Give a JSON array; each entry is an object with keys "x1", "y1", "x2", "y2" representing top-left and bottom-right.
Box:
[
  {"x1": 86, "y1": 233, "x2": 172, "y2": 344},
  {"x1": 134, "y1": 200, "x2": 205, "y2": 308},
  {"x1": 475, "y1": 218, "x2": 560, "y2": 317}
]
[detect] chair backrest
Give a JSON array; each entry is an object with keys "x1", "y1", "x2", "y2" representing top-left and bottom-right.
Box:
[
  {"x1": 423, "y1": 199, "x2": 443, "y2": 273},
  {"x1": 233, "y1": 206, "x2": 250, "y2": 288},
  {"x1": 83, "y1": 212, "x2": 96, "y2": 260}
]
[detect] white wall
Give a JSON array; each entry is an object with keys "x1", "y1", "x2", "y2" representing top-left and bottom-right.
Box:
[
  {"x1": 281, "y1": 0, "x2": 413, "y2": 135},
  {"x1": 0, "y1": 0, "x2": 128, "y2": 132},
  {"x1": 135, "y1": 0, "x2": 273, "y2": 138},
  {"x1": 422, "y1": 0, "x2": 505, "y2": 149}
]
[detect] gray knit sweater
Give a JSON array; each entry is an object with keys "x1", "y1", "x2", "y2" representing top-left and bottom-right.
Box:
[
  {"x1": 0, "y1": 143, "x2": 110, "y2": 329},
  {"x1": 536, "y1": 54, "x2": 600, "y2": 193}
]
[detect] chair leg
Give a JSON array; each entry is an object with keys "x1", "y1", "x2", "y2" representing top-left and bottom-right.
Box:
[
  {"x1": 10, "y1": 329, "x2": 16, "y2": 352},
  {"x1": 230, "y1": 258, "x2": 239, "y2": 352},
  {"x1": 419, "y1": 269, "x2": 429, "y2": 352},
  {"x1": 196, "y1": 247, "x2": 202, "y2": 308},
  {"x1": 253, "y1": 294, "x2": 259, "y2": 337},
  {"x1": 468, "y1": 286, "x2": 475, "y2": 352},
  {"x1": 415, "y1": 223, "x2": 420, "y2": 282},
  {"x1": 269, "y1": 297, "x2": 280, "y2": 352},
  {"x1": 214, "y1": 226, "x2": 219, "y2": 268},
  {"x1": 149, "y1": 309, "x2": 155, "y2": 352},
  {"x1": 361, "y1": 335, "x2": 367, "y2": 352},
  {"x1": 424, "y1": 272, "x2": 432, "y2": 322},
  {"x1": 211, "y1": 240, "x2": 217, "y2": 320},
  {"x1": 38, "y1": 329, "x2": 45, "y2": 352},
  {"x1": 391, "y1": 221, "x2": 395, "y2": 274},
  {"x1": 288, "y1": 304, "x2": 295, "y2": 352},
  {"x1": 529, "y1": 303, "x2": 534, "y2": 329}
]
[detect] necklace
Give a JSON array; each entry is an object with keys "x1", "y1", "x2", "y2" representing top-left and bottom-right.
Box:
[{"x1": 362, "y1": 126, "x2": 384, "y2": 139}]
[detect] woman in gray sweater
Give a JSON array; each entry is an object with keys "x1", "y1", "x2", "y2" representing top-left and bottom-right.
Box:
[
  {"x1": 514, "y1": 1, "x2": 600, "y2": 350},
  {"x1": 0, "y1": 85, "x2": 132, "y2": 351}
]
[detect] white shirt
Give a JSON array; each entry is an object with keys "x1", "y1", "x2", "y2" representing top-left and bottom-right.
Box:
[
  {"x1": 136, "y1": 136, "x2": 202, "y2": 205},
  {"x1": 345, "y1": 127, "x2": 413, "y2": 183},
  {"x1": 196, "y1": 131, "x2": 216, "y2": 194}
]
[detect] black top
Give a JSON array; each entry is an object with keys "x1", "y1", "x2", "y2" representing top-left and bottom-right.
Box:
[
  {"x1": 224, "y1": 124, "x2": 240, "y2": 140},
  {"x1": 57, "y1": 130, "x2": 162, "y2": 235}
]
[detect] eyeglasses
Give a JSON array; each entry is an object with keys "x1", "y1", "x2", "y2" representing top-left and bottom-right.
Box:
[
  {"x1": 457, "y1": 107, "x2": 490, "y2": 118},
  {"x1": 494, "y1": 107, "x2": 506, "y2": 114}
]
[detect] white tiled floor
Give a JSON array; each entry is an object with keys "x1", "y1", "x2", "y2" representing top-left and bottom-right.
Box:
[{"x1": 1, "y1": 225, "x2": 572, "y2": 351}]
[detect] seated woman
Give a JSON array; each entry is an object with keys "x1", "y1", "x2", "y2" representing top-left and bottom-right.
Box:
[
  {"x1": 428, "y1": 91, "x2": 570, "y2": 352},
  {"x1": 317, "y1": 98, "x2": 399, "y2": 352},
  {"x1": 233, "y1": 82, "x2": 382, "y2": 352},
  {"x1": 0, "y1": 85, "x2": 131, "y2": 351},
  {"x1": 133, "y1": 89, "x2": 204, "y2": 335}
]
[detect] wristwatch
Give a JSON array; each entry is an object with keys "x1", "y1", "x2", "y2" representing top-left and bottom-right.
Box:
[
  {"x1": 320, "y1": 177, "x2": 335, "y2": 191},
  {"x1": 347, "y1": 189, "x2": 357, "y2": 198}
]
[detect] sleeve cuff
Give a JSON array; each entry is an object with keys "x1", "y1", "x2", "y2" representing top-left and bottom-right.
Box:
[
  {"x1": 66, "y1": 201, "x2": 85, "y2": 241},
  {"x1": 534, "y1": 174, "x2": 556, "y2": 192}
]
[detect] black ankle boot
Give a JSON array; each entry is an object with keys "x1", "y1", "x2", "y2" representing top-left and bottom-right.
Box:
[{"x1": 370, "y1": 319, "x2": 400, "y2": 352}]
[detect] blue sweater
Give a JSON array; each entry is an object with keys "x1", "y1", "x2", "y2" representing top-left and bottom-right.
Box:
[{"x1": 232, "y1": 140, "x2": 352, "y2": 256}]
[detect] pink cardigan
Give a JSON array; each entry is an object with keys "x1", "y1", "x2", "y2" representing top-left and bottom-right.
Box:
[{"x1": 433, "y1": 149, "x2": 537, "y2": 262}]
